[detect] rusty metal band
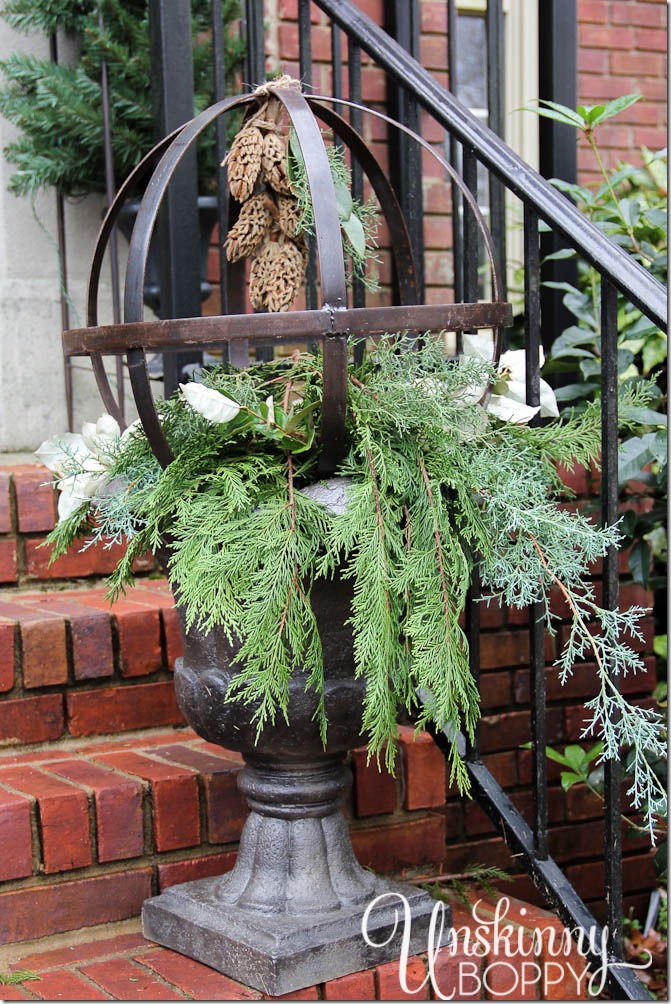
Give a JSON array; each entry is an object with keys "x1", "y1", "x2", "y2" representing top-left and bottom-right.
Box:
[
  {"x1": 123, "y1": 93, "x2": 255, "y2": 467},
  {"x1": 310, "y1": 95, "x2": 505, "y2": 371},
  {"x1": 270, "y1": 87, "x2": 348, "y2": 473},
  {"x1": 63, "y1": 301, "x2": 513, "y2": 356}
]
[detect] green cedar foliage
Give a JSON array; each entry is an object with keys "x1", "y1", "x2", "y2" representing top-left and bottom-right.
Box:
[
  {"x1": 45, "y1": 337, "x2": 667, "y2": 832},
  {"x1": 0, "y1": 0, "x2": 245, "y2": 196}
]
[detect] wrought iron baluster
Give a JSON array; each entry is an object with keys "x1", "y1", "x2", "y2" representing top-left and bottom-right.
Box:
[
  {"x1": 97, "y1": 6, "x2": 125, "y2": 423},
  {"x1": 386, "y1": 0, "x2": 424, "y2": 301},
  {"x1": 524, "y1": 205, "x2": 548, "y2": 859},
  {"x1": 243, "y1": 0, "x2": 264, "y2": 89},
  {"x1": 463, "y1": 142, "x2": 480, "y2": 761},
  {"x1": 447, "y1": 0, "x2": 463, "y2": 311},
  {"x1": 462, "y1": 146, "x2": 478, "y2": 302},
  {"x1": 147, "y1": 0, "x2": 202, "y2": 396},
  {"x1": 49, "y1": 33, "x2": 73, "y2": 431},
  {"x1": 601, "y1": 277, "x2": 623, "y2": 957},
  {"x1": 486, "y1": 0, "x2": 506, "y2": 302}
]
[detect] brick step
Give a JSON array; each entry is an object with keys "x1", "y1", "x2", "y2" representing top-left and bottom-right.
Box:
[
  {"x1": 0, "y1": 724, "x2": 448, "y2": 946},
  {"x1": 0, "y1": 463, "x2": 158, "y2": 588},
  {"x1": 0, "y1": 896, "x2": 590, "y2": 1000},
  {"x1": 0, "y1": 578, "x2": 185, "y2": 746}
]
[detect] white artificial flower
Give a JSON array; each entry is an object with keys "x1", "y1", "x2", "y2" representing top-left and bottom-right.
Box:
[
  {"x1": 82, "y1": 414, "x2": 122, "y2": 461},
  {"x1": 462, "y1": 333, "x2": 559, "y2": 424},
  {"x1": 265, "y1": 395, "x2": 275, "y2": 426},
  {"x1": 180, "y1": 382, "x2": 241, "y2": 424},
  {"x1": 35, "y1": 432, "x2": 89, "y2": 477},
  {"x1": 35, "y1": 413, "x2": 125, "y2": 523}
]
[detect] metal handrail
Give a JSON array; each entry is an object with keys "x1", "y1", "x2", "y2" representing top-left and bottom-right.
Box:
[{"x1": 314, "y1": 0, "x2": 667, "y2": 332}]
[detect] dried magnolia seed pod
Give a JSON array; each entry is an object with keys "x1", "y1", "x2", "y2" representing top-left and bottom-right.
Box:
[
  {"x1": 249, "y1": 236, "x2": 305, "y2": 312},
  {"x1": 224, "y1": 126, "x2": 264, "y2": 202},
  {"x1": 261, "y1": 131, "x2": 292, "y2": 195},
  {"x1": 276, "y1": 194, "x2": 301, "y2": 239},
  {"x1": 224, "y1": 193, "x2": 274, "y2": 262}
]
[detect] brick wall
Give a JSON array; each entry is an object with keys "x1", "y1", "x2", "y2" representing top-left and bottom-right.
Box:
[{"x1": 578, "y1": 0, "x2": 667, "y2": 183}]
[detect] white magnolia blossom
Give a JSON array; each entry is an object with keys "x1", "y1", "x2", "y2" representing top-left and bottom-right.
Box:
[
  {"x1": 462, "y1": 333, "x2": 559, "y2": 424},
  {"x1": 265, "y1": 395, "x2": 275, "y2": 427},
  {"x1": 35, "y1": 414, "x2": 133, "y2": 522},
  {"x1": 180, "y1": 382, "x2": 241, "y2": 424}
]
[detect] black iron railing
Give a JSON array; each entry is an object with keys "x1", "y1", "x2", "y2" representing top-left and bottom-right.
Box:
[{"x1": 67, "y1": 1, "x2": 665, "y2": 998}]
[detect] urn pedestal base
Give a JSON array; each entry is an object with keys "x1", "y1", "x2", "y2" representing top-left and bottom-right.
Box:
[
  {"x1": 143, "y1": 874, "x2": 443, "y2": 997},
  {"x1": 142, "y1": 756, "x2": 450, "y2": 996}
]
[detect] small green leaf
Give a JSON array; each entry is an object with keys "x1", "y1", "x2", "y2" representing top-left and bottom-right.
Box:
[
  {"x1": 523, "y1": 99, "x2": 585, "y2": 128},
  {"x1": 341, "y1": 212, "x2": 366, "y2": 258},
  {"x1": 563, "y1": 744, "x2": 589, "y2": 773},
  {"x1": 628, "y1": 539, "x2": 651, "y2": 586},
  {"x1": 560, "y1": 771, "x2": 583, "y2": 792},
  {"x1": 591, "y1": 92, "x2": 642, "y2": 126}
]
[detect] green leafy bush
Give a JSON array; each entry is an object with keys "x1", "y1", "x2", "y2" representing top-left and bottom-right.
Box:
[{"x1": 527, "y1": 94, "x2": 667, "y2": 592}]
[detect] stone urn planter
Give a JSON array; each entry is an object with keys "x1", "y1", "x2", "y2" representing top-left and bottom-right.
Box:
[
  {"x1": 142, "y1": 485, "x2": 443, "y2": 995},
  {"x1": 60, "y1": 81, "x2": 512, "y2": 997}
]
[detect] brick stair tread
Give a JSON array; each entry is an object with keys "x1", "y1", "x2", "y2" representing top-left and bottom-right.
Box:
[
  {"x1": 0, "y1": 893, "x2": 590, "y2": 1001},
  {"x1": 0, "y1": 577, "x2": 186, "y2": 745},
  {"x1": 0, "y1": 724, "x2": 453, "y2": 947}
]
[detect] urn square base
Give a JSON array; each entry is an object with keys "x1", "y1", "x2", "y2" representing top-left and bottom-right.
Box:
[{"x1": 142, "y1": 875, "x2": 450, "y2": 997}]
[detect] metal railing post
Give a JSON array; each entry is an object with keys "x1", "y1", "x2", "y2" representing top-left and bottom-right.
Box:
[{"x1": 148, "y1": 0, "x2": 202, "y2": 396}]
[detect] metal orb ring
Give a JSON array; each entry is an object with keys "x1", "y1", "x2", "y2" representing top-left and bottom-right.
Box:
[{"x1": 63, "y1": 84, "x2": 513, "y2": 474}]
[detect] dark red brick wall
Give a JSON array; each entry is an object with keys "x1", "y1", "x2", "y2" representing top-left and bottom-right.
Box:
[{"x1": 577, "y1": 0, "x2": 667, "y2": 183}]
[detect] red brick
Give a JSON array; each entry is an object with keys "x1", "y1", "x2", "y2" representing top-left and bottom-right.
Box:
[
  {"x1": 158, "y1": 850, "x2": 237, "y2": 890},
  {"x1": 635, "y1": 25, "x2": 668, "y2": 50},
  {"x1": 484, "y1": 949, "x2": 538, "y2": 999},
  {"x1": 0, "y1": 470, "x2": 11, "y2": 533},
  {"x1": 18, "y1": 594, "x2": 114, "y2": 681},
  {"x1": 0, "y1": 694, "x2": 64, "y2": 745},
  {"x1": 351, "y1": 746, "x2": 398, "y2": 817},
  {"x1": 28, "y1": 969, "x2": 110, "y2": 1000},
  {"x1": 265, "y1": 987, "x2": 319, "y2": 1001},
  {"x1": 161, "y1": 605, "x2": 183, "y2": 667},
  {"x1": 611, "y1": 51, "x2": 663, "y2": 76},
  {"x1": 0, "y1": 788, "x2": 33, "y2": 880},
  {"x1": 421, "y1": 2, "x2": 448, "y2": 33},
  {"x1": 429, "y1": 947, "x2": 484, "y2": 999},
  {"x1": 479, "y1": 671, "x2": 512, "y2": 710},
  {"x1": 376, "y1": 956, "x2": 429, "y2": 1000},
  {"x1": 479, "y1": 629, "x2": 555, "y2": 670},
  {"x1": 14, "y1": 469, "x2": 55, "y2": 532},
  {"x1": 42, "y1": 759, "x2": 144, "y2": 862},
  {"x1": 0, "y1": 766, "x2": 91, "y2": 873},
  {"x1": 398, "y1": 727, "x2": 446, "y2": 810},
  {"x1": 136, "y1": 949, "x2": 259, "y2": 1000},
  {"x1": 581, "y1": 23, "x2": 635, "y2": 48},
  {"x1": 0, "y1": 618, "x2": 15, "y2": 691},
  {"x1": 0, "y1": 538, "x2": 18, "y2": 583},
  {"x1": 479, "y1": 708, "x2": 564, "y2": 754},
  {"x1": 16, "y1": 932, "x2": 150, "y2": 971},
  {"x1": 611, "y1": 0, "x2": 667, "y2": 26},
  {"x1": 577, "y1": 0, "x2": 608, "y2": 23},
  {"x1": 79, "y1": 958, "x2": 186, "y2": 999},
  {"x1": 0, "y1": 600, "x2": 68, "y2": 688},
  {"x1": 351, "y1": 814, "x2": 445, "y2": 873},
  {"x1": 74, "y1": 593, "x2": 162, "y2": 678},
  {"x1": 66, "y1": 681, "x2": 184, "y2": 737},
  {"x1": 323, "y1": 969, "x2": 375, "y2": 1000},
  {"x1": 0, "y1": 985, "x2": 32, "y2": 999},
  {"x1": 24, "y1": 537, "x2": 153, "y2": 581},
  {"x1": 152, "y1": 744, "x2": 246, "y2": 844},
  {"x1": 0, "y1": 868, "x2": 151, "y2": 944},
  {"x1": 92, "y1": 750, "x2": 199, "y2": 851}
]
